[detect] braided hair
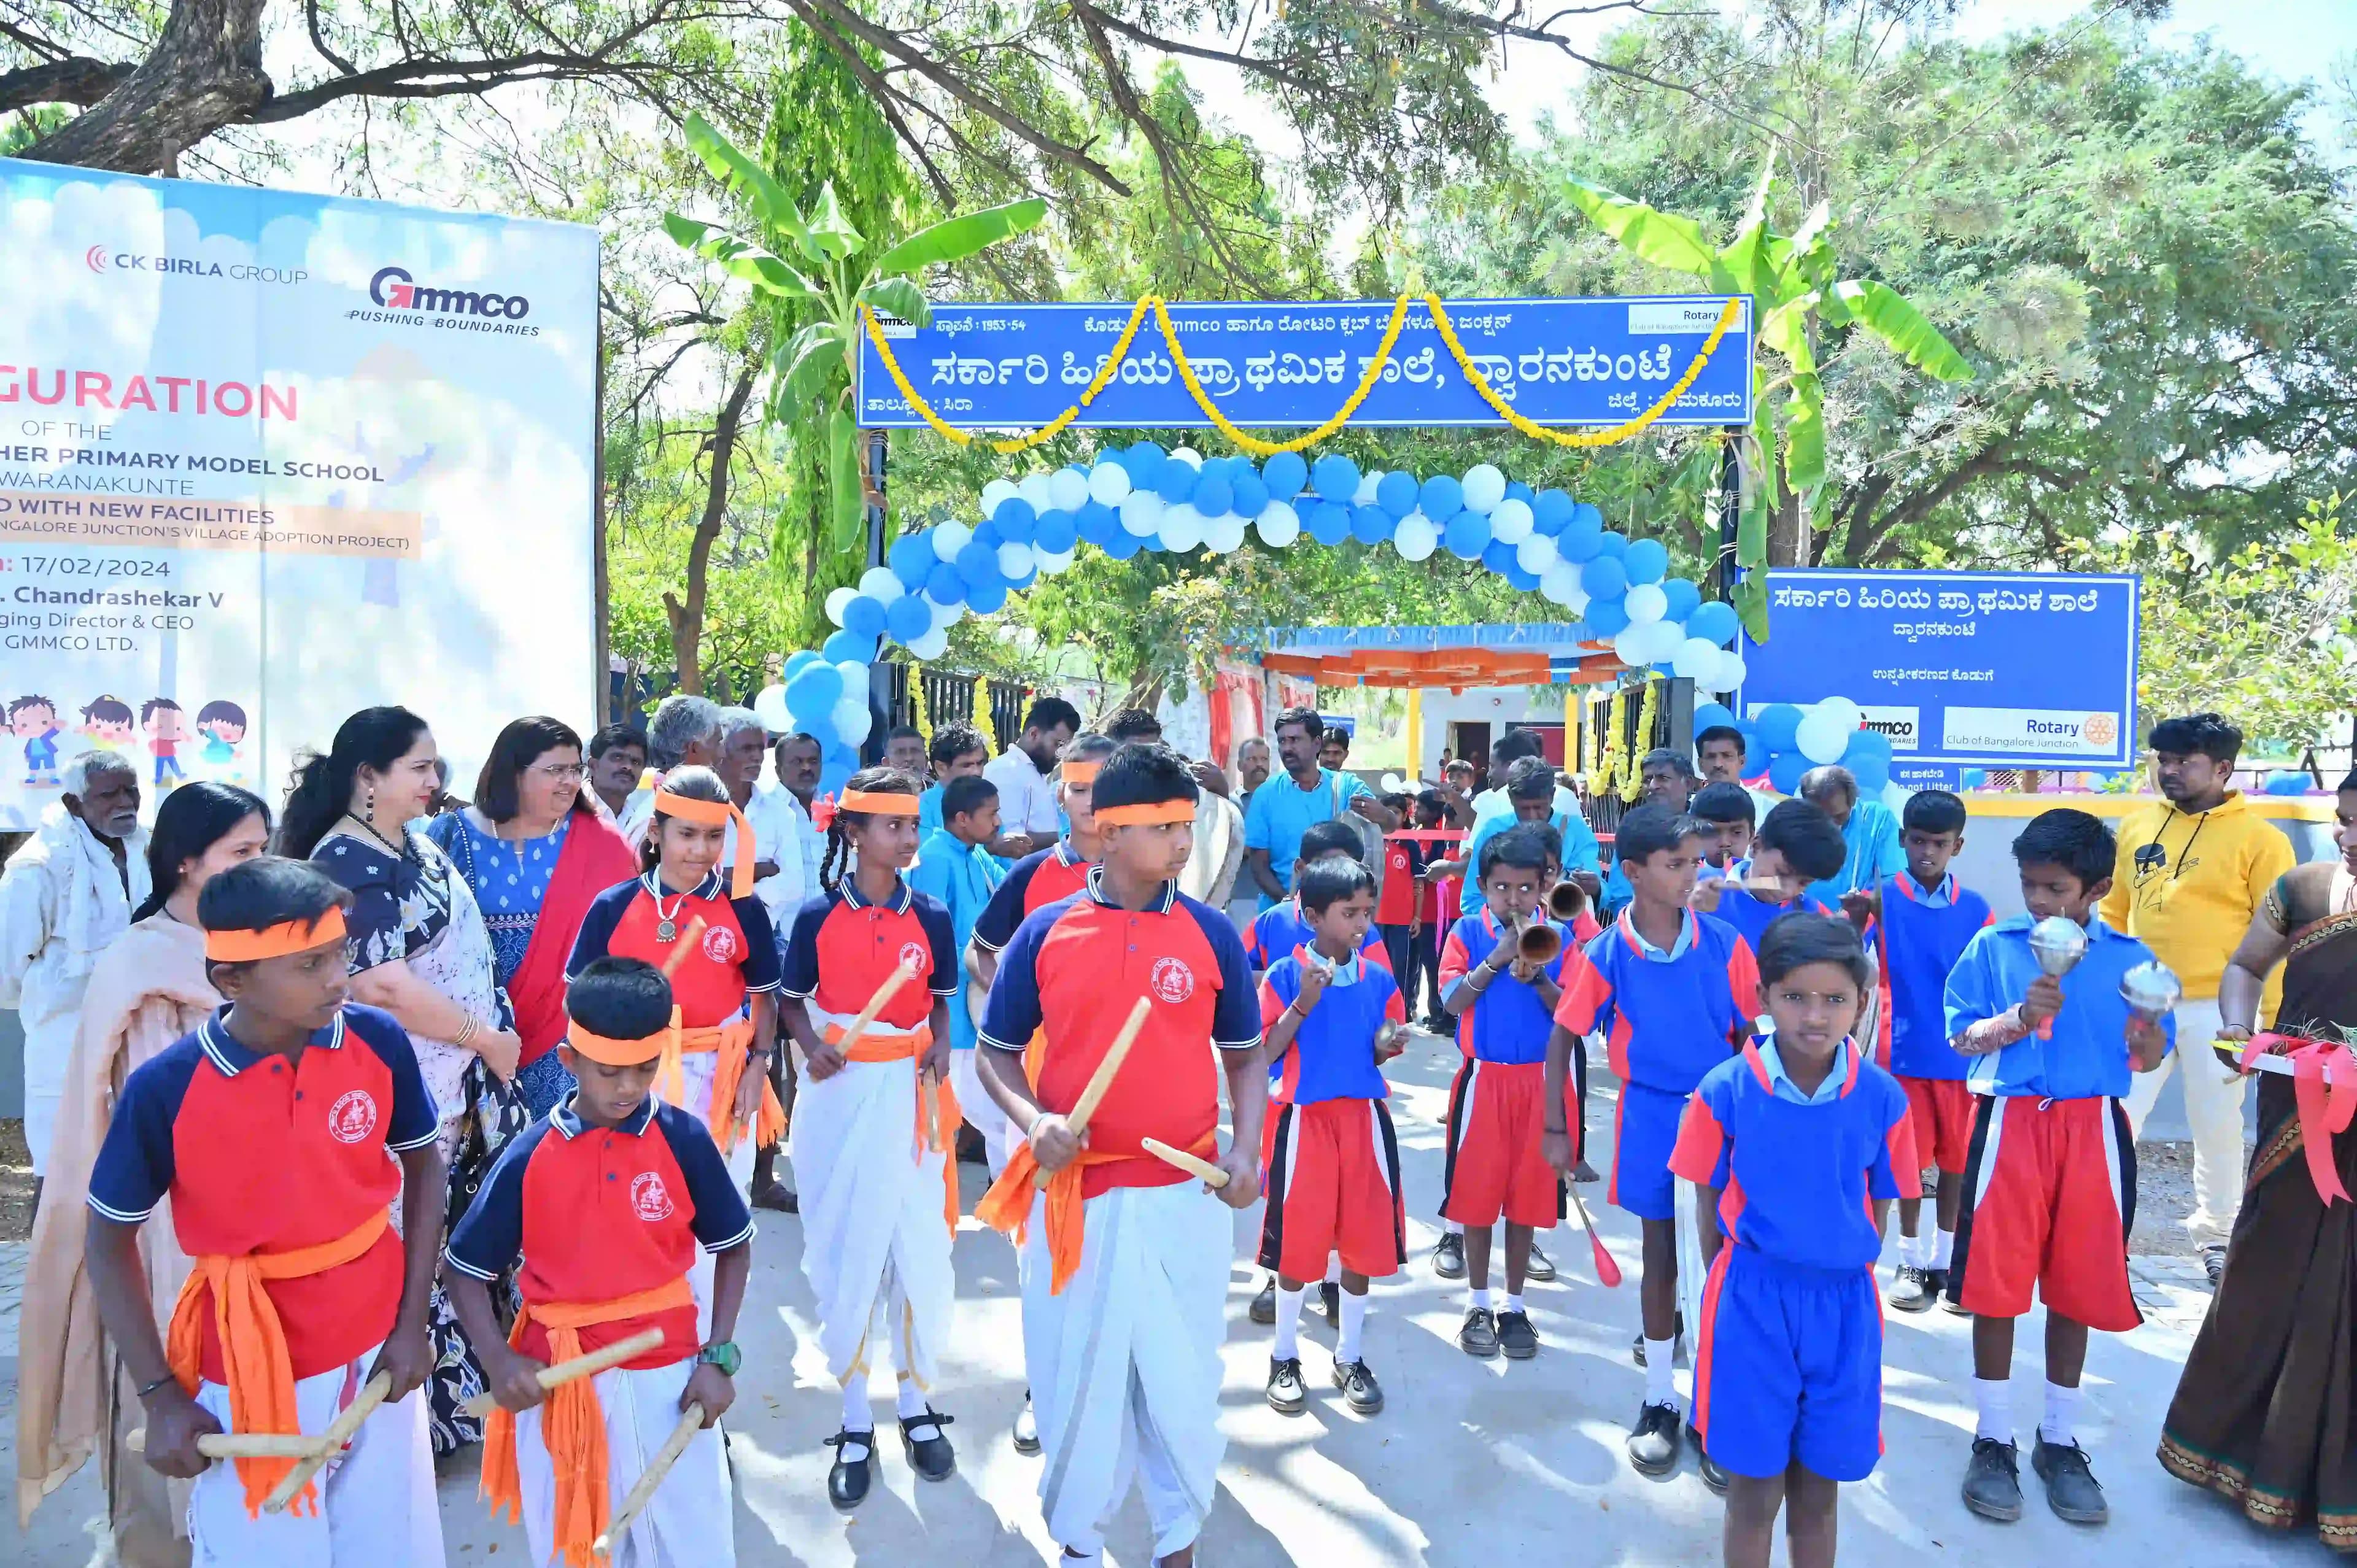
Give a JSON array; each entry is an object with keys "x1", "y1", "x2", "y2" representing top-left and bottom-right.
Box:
[{"x1": 820, "y1": 765, "x2": 923, "y2": 894}]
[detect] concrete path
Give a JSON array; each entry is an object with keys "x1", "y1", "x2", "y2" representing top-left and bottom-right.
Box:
[{"x1": 3, "y1": 1034, "x2": 2334, "y2": 1567}]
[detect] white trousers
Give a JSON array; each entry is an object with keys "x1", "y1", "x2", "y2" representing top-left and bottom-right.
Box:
[
  {"x1": 675, "y1": 1052, "x2": 757, "y2": 1339},
  {"x1": 2122, "y1": 997, "x2": 2247, "y2": 1236},
  {"x1": 949, "y1": 1046, "x2": 1015, "y2": 1176},
  {"x1": 515, "y1": 1359, "x2": 733, "y2": 1568},
  {"x1": 1023, "y1": 1181, "x2": 1230, "y2": 1559},
  {"x1": 186, "y1": 1345, "x2": 443, "y2": 1568}
]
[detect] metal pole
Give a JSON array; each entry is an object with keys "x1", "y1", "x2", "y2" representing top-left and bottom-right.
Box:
[{"x1": 863, "y1": 428, "x2": 891, "y2": 766}]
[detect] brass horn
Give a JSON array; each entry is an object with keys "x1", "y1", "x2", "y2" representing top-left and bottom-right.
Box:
[
  {"x1": 1547, "y1": 878, "x2": 1588, "y2": 923},
  {"x1": 1517, "y1": 919, "x2": 1563, "y2": 966}
]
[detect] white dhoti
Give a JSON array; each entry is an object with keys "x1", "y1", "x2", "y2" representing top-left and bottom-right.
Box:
[
  {"x1": 949, "y1": 1046, "x2": 1016, "y2": 1176},
  {"x1": 673, "y1": 1051, "x2": 758, "y2": 1340},
  {"x1": 1023, "y1": 1180, "x2": 1231, "y2": 1559},
  {"x1": 185, "y1": 1344, "x2": 441, "y2": 1568},
  {"x1": 514, "y1": 1359, "x2": 733, "y2": 1568},
  {"x1": 788, "y1": 1019, "x2": 955, "y2": 1397}
]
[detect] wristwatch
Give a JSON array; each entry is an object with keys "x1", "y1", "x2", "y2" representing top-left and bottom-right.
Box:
[{"x1": 695, "y1": 1340, "x2": 742, "y2": 1375}]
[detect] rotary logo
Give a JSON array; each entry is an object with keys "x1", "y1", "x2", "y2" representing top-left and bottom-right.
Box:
[
  {"x1": 327, "y1": 1090, "x2": 379, "y2": 1145},
  {"x1": 630, "y1": 1172, "x2": 676, "y2": 1222},
  {"x1": 701, "y1": 923, "x2": 739, "y2": 964},
  {"x1": 2082, "y1": 713, "x2": 2118, "y2": 748},
  {"x1": 899, "y1": 940, "x2": 929, "y2": 974},
  {"x1": 1149, "y1": 957, "x2": 1196, "y2": 1004}
]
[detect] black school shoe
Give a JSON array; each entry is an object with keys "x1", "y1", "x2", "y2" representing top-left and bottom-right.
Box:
[
  {"x1": 1627, "y1": 1402, "x2": 1683, "y2": 1475},
  {"x1": 1433, "y1": 1232, "x2": 1467, "y2": 1280},
  {"x1": 1962, "y1": 1437, "x2": 2023, "y2": 1521},
  {"x1": 1250, "y1": 1278, "x2": 1278, "y2": 1324},
  {"x1": 2032, "y1": 1436, "x2": 2108, "y2": 1524},
  {"x1": 1496, "y1": 1309, "x2": 1539, "y2": 1359},
  {"x1": 825, "y1": 1429, "x2": 877, "y2": 1510},
  {"x1": 1690, "y1": 1426, "x2": 1728, "y2": 1493},
  {"x1": 1887, "y1": 1264, "x2": 1946, "y2": 1313},
  {"x1": 1266, "y1": 1356, "x2": 1309, "y2": 1415},
  {"x1": 1524, "y1": 1244, "x2": 1557, "y2": 1284},
  {"x1": 1458, "y1": 1307, "x2": 1500, "y2": 1358},
  {"x1": 899, "y1": 1409, "x2": 956, "y2": 1481},
  {"x1": 1320, "y1": 1281, "x2": 1342, "y2": 1326},
  {"x1": 1332, "y1": 1358, "x2": 1384, "y2": 1415}
]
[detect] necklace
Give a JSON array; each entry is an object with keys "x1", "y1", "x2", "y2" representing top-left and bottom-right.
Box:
[
  {"x1": 341, "y1": 811, "x2": 406, "y2": 858},
  {"x1": 651, "y1": 884, "x2": 692, "y2": 943}
]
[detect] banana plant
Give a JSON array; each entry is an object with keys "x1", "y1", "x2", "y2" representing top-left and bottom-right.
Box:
[
  {"x1": 1563, "y1": 155, "x2": 1971, "y2": 636},
  {"x1": 664, "y1": 112, "x2": 1048, "y2": 550}
]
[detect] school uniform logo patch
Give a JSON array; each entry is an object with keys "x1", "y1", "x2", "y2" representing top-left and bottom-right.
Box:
[
  {"x1": 700, "y1": 923, "x2": 739, "y2": 964},
  {"x1": 630, "y1": 1171, "x2": 676, "y2": 1221},
  {"x1": 327, "y1": 1090, "x2": 379, "y2": 1144},
  {"x1": 898, "y1": 940, "x2": 929, "y2": 974},
  {"x1": 1150, "y1": 956, "x2": 1196, "y2": 1003}
]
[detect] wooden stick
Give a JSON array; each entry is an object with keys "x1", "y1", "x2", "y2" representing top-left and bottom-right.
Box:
[
  {"x1": 1069, "y1": 997, "x2": 1153, "y2": 1137},
  {"x1": 261, "y1": 1371, "x2": 390, "y2": 1513},
  {"x1": 659, "y1": 916, "x2": 708, "y2": 979},
  {"x1": 592, "y1": 1402, "x2": 708, "y2": 1553},
  {"x1": 1141, "y1": 1137, "x2": 1229, "y2": 1188},
  {"x1": 127, "y1": 1429, "x2": 339, "y2": 1459},
  {"x1": 837, "y1": 959, "x2": 920, "y2": 1057},
  {"x1": 459, "y1": 1327, "x2": 666, "y2": 1418},
  {"x1": 921, "y1": 1076, "x2": 944, "y2": 1153}
]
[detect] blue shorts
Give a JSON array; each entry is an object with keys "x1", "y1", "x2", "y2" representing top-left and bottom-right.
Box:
[
  {"x1": 1609, "y1": 1080, "x2": 1688, "y2": 1221},
  {"x1": 1693, "y1": 1246, "x2": 1884, "y2": 1482}
]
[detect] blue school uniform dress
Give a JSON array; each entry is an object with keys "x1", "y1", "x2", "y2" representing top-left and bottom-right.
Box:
[
  {"x1": 1435, "y1": 910, "x2": 1571, "y2": 1229},
  {"x1": 1940, "y1": 914, "x2": 2174, "y2": 1330},
  {"x1": 1244, "y1": 897, "x2": 1391, "y2": 972},
  {"x1": 970, "y1": 840, "x2": 1093, "y2": 957},
  {"x1": 1552, "y1": 910, "x2": 1759, "y2": 1221},
  {"x1": 1256, "y1": 950, "x2": 1409, "y2": 1281},
  {"x1": 908, "y1": 826, "x2": 1007, "y2": 1052},
  {"x1": 1670, "y1": 1035, "x2": 1920, "y2": 1481},
  {"x1": 1873, "y1": 871, "x2": 1993, "y2": 1172}
]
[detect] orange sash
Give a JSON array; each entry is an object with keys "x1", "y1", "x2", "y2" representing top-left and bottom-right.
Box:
[
  {"x1": 973, "y1": 1130, "x2": 1218, "y2": 1295},
  {"x1": 656, "y1": 1018, "x2": 785, "y2": 1154},
  {"x1": 480, "y1": 1276, "x2": 697, "y2": 1568},
  {"x1": 824, "y1": 1023, "x2": 962, "y2": 1235},
  {"x1": 164, "y1": 1208, "x2": 390, "y2": 1516}
]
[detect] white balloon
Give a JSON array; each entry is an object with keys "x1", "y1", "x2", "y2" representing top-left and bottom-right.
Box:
[
  {"x1": 1796, "y1": 709, "x2": 1851, "y2": 765},
  {"x1": 932, "y1": 519, "x2": 973, "y2": 560},
  {"x1": 1393, "y1": 512, "x2": 1438, "y2": 562},
  {"x1": 1354, "y1": 470, "x2": 1382, "y2": 506},
  {"x1": 1169, "y1": 446, "x2": 1202, "y2": 469},
  {"x1": 1514, "y1": 532, "x2": 1558, "y2": 574},
  {"x1": 1256, "y1": 500, "x2": 1301, "y2": 547},
  {"x1": 1461, "y1": 463, "x2": 1506, "y2": 514},
  {"x1": 1713, "y1": 649, "x2": 1748, "y2": 693},
  {"x1": 1646, "y1": 617, "x2": 1687, "y2": 663},
  {"x1": 905, "y1": 626, "x2": 950, "y2": 660},
  {"x1": 1158, "y1": 503, "x2": 1204, "y2": 552},
  {"x1": 1489, "y1": 498, "x2": 1535, "y2": 543},
  {"x1": 1673, "y1": 636, "x2": 1720, "y2": 681},
  {"x1": 997, "y1": 542, "x2": 1035, "y2": 579},
  {"x1": 832, "y1": 695, "x2": 873, "y2": 747},
  {"x1": 857, "y1": 565, "x2": 904, "y2": 603},
  {"x1": 1035, "y1": 547, "x2": 1077, "y2": 574},
  {"x1": 1614, "y1": 627, "x2": 1652, "y2": 667},
  {"x1": 1016, "y1": 473, "x2": 1056, "y2": 513},
  {"x1": 1048, "y1": 467, "x2": 1089, "y2": 513},
  {"x1": 1539, "y1": 560, "x2": 1582, "y2": 605},
  {"x1": 1202, "y1": 514, "x2": 1248, "y2": 553},
  {"x1": 835, "y1": 659, "x2": 869, "y2": 688},
  {"x1": 1119, "y1": 492, "x2": 1165, "y2": 537},
  {"x1": 980, "y1": 479, "x2": 1020, "y2": 515},
  {"x1": 1088, "y1": 461, "x2": 1132, "y2": 505},
  {"x1": 1816, "y1": 696, "x2": 1864, "y2": 735},
  {"x1": 1881, "y1": 779, "x2": 1912, "y2": 813},
  {"x1": 1625, "y1": 582, "x2": 1669, "y2": 623},
  {"x1": 927, "y1": 594, "x2": 965, "y2": 630},
  {"x1": 753, "y1": 684, "x2": 791, "y2": 732},
  {"x1": 825, "y1": 587, "x2": 857, "y2": 627}
]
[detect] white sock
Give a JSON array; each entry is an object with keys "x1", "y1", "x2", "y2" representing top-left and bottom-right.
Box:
[
  {"x1": 895, "y1": 1377, "x2": 929, "y2": 1421},
  {"x1": 2041, "y1": 1380, "x2": 2080, "y2": 1447},
  {"x1": 841, "y1": 1380, "x2": 873, "y2": 1443},
  {"x1": 1469, "y1": 1286, "x2": 1492, "y2": 1311},
  {"x1": 1644, "y1": 1340, "x2": 1676, "y2": 1407},
  {"x1": 1337, "y1": 1290, "x2": 1368, "y2": 1364},
  {"x1": 1446, "y1": 1219, "x2": 1465, "y2": 1237},
  {"x1": 1504, "y1": 1293, "x2": 1526, "y2": 1314},
  {"x1": 1933, "y1": 1227, "x2": 1956, "y2": 1270},
  {"x1": 1272, "y1": 1284, "x2": 1306, "y2": 1360},
  {"x1": 1900, "y1": 1227, "x2": 1933, "y2": 1269},
  {"x1": 1974, "y1": 1377, "x2": 2012, "y2": 1443}
]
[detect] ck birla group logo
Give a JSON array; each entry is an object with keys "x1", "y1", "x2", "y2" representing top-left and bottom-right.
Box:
[
  {"x1": 366, "y1": 265, "x2": 531, "y2": 320},
  {"x1": 1150, "y1": 957, "x2": 1196, "y2": 1004},
  {"x1": 85, "y1": 244, "x2": 307, "y2": 285},
  {"x1": 327, "y1": 1090, "x2": 379, "y2": 1145}
]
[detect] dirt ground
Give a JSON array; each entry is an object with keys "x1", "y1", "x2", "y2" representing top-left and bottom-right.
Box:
[{"x1": 1, "y1": 1118, "x2": 29, "y2": 1243}]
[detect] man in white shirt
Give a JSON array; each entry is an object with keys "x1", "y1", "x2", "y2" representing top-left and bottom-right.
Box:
[
  {"x1": 1697, "y1": 720, "x2": 1782, "y2": 824},
  {"x1": 768, "y1": 732, "x2": 827, "y2": 894},
  {"x1": 1468, "y1": 726, "x2": 1584, "y2": 822},
  {"x1": 617, "y1": 692, "x2": 724, "y2": 844},
  {"x1": 982, "y1": 696, "x2": 1080, "y2": 857}
]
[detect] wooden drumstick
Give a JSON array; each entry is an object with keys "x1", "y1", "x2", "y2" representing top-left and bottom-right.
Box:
[
  {"x1": 659, "y1": 916, "x2": 708, "y2": 978},
  {"x1": 458, "y1": 1327, "x2": 666, "y2": 1418},
  {"x1": 1141, "y1": 1136, "x2": 1229, "y2": 1188},
  {"x1": 127, "y1": 1429, "x2": 339, "y2": 1459},
  {"x1": 262, "y1": 1370, "x2": 390, "y2": 1513},
  {"x1": 592, "y1": 1402, "x2": 708, "y2": 1553},
  {"x1": 837, "y1": 959, "x2": 921, "y2": 1057},
  {"x1": 1032, "y1": 996, "x2": 1153, "y2": 1187}
]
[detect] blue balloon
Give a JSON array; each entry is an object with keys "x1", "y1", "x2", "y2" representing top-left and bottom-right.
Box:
[
  {"x1": 1768, "y1": 750, "x2": 1808, "y2": 795},
  {"x1": 1230, "y1": 472, "x2": 1270, "y2": 519},
  {"x1": 1193, "y1": 474, "x2": 1234, "y2": 518},
  {"x1": 1573, "y1": 501, "x2": 1604, "y2": 531},
  {"x1": 1558, "y1": 509, "x2": 1604, "y2": 562},
  {"x1": 821, "y1": 628, "x2": 876, "y2": 666},
  {"x1": 2264, "y1": 771, "x2": 2312, "y2": 796},
  {"x1": 993, "y1": 497, "x2": 1037, "y2": 543},
  {"x1": 823, "y1": 741, "x2": 860, "y2": 770},
  {"x1": 1035, "y1": 508, "x2": 1079, "y2": 554},
  {"x1": 967, "y1": 579, "x2": 1009, "y2": 614},
  {"x1": 1842, "y1": 735, "x2": 1892, "y2": 794},
  {"x1": 1419, "y1": 474, "x2": 1465, "y2": 520},
  {"x1": 1506, "y1": 564, "x2": 1542, "y2": 593},
  {"x1": 1102, "y1": 528, "x2": 1143, "y2": 561},
  {"x1": 924, "y1": 562, "x2": 966, "y2": 605},
  {"x1": 1533, "y1": 489, "x2": 1576, "y2": 535},
  {"x1": 1693, "y1": 702, "x2": 1738, "y2": 735},
  {"x1": 783, "y1": 649, "x2": 824, "y2": 681},
  {"x1": 1624, "y1": 538, "x2": 1670, "y2": 585},
  {"x1": 1305, "y1": 501, "x2": 1352, "y2": 546},
  {"x1": 1376, "y1": 470, "x2": 1420, "y2": 519},
  {"x1": 1442, "y1": 511, "x2": 1492, "y2": 559},
  {"x1": 1482, "y1": 539, "x2": 1518, "y2": 576},
  {"x1": 1124, "y1": 441, "x2": 1167, "y2": 489},
  {"x1": 1687, "y1": 600, "x2": 1741, "y2": 647},
  {"x1": 1007, "y1": 565, "x2": 1039, "y2": 592},
  {"x1": 1581, "y1": 555, "x2": 1628, "y2": 599},
  {"x1": 1662, "y1": 578, "x2": 1703, "y2": 623},
  {"x1": 1755, "y1": 703, "x2": 1806, "y2": 753},
  {"x1": 888, "y1": 532, "x2": 936, "y2": 590},
  {"x1": 1596, "y1": 531, "x2": 1628, "y2": 560},
  {"x1": 1075, "y1": 501, "x2": 1118, "y2": 546},
  {"x1": 885, "y1": 593, "x2": 932, "y2": 644},
  {"x1": 818, "y1": 761, "x2": 856, "y2": 797},
  {"x1": 1349, "y1": 504, "x2": 1393, "y2": 545},
  {"x1": 842, "y1": 595, "x2": 888, "y2": 640},
  {"x1": 1504, "y1": 479, "x2": 1536, "y2": 506},
  {"x1": 956, "y1": 539, "x2": 1000, "y2": 585},
  {"x1": 1155, "y1": 460, "x2": 1198, "y2": 505},
  {"x1": 1261, "y1": 451, "x2": 1308, "y2": 500},
  {"x1": 1310, "y1": 454, "x2": 1360, "y2": 503},
  {"x1": 973, "y1": 518, "x2": 1002, "y2": 550},
  {"x1": 1846, "y1": 728, "x2": 1894, "y2": 760},
  {"x1": 1586, "y1": 596, "x2": 1630, "y2": 637}
]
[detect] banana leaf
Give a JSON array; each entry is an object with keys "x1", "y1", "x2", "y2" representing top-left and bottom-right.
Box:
[
  {"x1": 1835, "y1": 280, "x2": 1972, "y2": 382},
  {"x1": 827, "y1": 408, "x2": 865, "y2": 550},
  {"x1": 662, "y1": 215, "x2": 821, "y2": 299},
  {"x1": 875, "y1": 197, "x2": 1049, "y2": 276},
  {"x1": 683, "y1": 114, "x2": 818, "y2": 263},
  {"x1": 807, "y1": 183, "x2": 865, "y2": 263},
  {"x1": 1735, "y1": 575, "x2": 1771, "y2": 642},
  {"x1": 857, "y1": 276, "x2": 931, "y2": 330},
  {"x1": 1784, "y1": 371, "x2": 1826, "y2": 499},
  {"x1": 770, "y1": 322, "x2": 842, "y2": 417},
  {"x1": 1563, "y1": 178, "x2": 1730, "y2": 287}
]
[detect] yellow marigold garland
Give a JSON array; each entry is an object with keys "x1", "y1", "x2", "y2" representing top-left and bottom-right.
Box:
[
  {"x1": 1620, "y1": 679, "x2": 1662, "y2": 805},
  {"x1": 1149, "y1": 295, "x2": 1411, "y2": 457},
  {"x1": 908, "y1": 662, "x2": 933, "y2": 747},
  {"x1": 969, "y1": 678, "x2": 996, "y2": 755},
  {"x1": 1423, "y1": 295, "x2": 1743, "y2": 449},
  {"x1": 858, "y1": 298, "x2": 1151, "y2": 455},
  {"x1": 1588, "y1": 686, "x2": 1625, "y2": 797}
]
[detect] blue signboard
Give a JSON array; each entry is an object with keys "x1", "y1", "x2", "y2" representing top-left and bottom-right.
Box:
[
  {"x1": 1741, "y1": 568, "x2": 2140, "y2": 769},
  {"x1": 856, "y1": 295, "x2": 1754, "y2": 431}
]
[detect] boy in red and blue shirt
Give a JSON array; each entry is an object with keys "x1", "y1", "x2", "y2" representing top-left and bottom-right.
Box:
[
  {"x1": 1243, "y1": 818, "x2": 1391, "y2": 973},
  {"x1": 1669, "y1": 915, "x2": 1919, "y2": 1567},
  {"x1": 1692, "y1": 797, "x2": 1846, "y2": 955},
  {"x1": 1257, "y1": 856, "x2": 1409, "y2": 1419},
  {"x1": 1547, "y1": 805, "x2": 1759, "y2": 1479},
  {"x1": 1942, "y1": 808, "x2": 2172, "y2": 1527}
]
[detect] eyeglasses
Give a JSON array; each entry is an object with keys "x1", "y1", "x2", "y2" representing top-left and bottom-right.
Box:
[{"x1": 528, "y1": 762, "x2": 586, "y2": 781}]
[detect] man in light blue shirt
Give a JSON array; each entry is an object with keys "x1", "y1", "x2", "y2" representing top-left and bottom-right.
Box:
[
  {"x1": 1600, "y1": 749, "x2": 1701, "y2": 919},
  {"x1": 1455, "y1": 757, "x2": 1602, "y2": 916},
  {"x1": 1800, "y1": 765, "x2": 1907, "y2": 912},
  {"x1": 1243, "y1": 706, "x2": 1398, "y2": 909}
]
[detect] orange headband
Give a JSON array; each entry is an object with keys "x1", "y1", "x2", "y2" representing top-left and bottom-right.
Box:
[
  {"x1": 1093, "y1": 801, "x2": 1195, "y2": 827},
  {"x1": 1060, "y1": 760, "x2": 1102, "y2": 786},
  {"x1": 839, "y1": 789, "x2": 920, "y2": 817},
  {"x1": 653, "y1": 787, "x2": 754, "y2": 898},
  {"x1": 567, "y1": 1007, "x2": 683, "y2": 1067},
  {"x1": 204, "y1": 906, "x2": 349, "y2": 962}
]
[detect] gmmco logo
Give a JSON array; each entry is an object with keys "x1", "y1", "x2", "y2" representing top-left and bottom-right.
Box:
[{"x1": 366, "y1": 266, "x2": 530, "y2": 320}]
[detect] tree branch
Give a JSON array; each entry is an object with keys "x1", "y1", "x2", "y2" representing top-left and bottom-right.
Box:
[{"x1": 0, "y1": 55, "x2": 135, "y2": 112}]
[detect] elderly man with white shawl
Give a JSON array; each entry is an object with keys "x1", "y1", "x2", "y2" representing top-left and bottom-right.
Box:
[{"x1": 1, "y1": 752, "x2": 149, "y2": 1192}]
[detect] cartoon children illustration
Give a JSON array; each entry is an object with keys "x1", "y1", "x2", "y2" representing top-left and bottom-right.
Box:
[
  {"x1": 9, "y1": 695, "x2": 61, "y2": 786},
  {"x1": 141, "y1": 697, "x2": 189, "y2": 789},
  {"x1": 77, "y1": 695, "x2": 136, "y2": 752},
  {"x1": 195, "y1": 698, "x2": 247, "y2": 779}
]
